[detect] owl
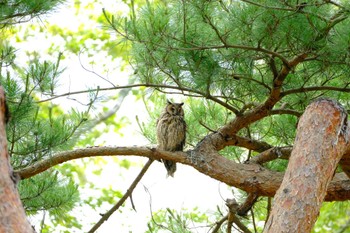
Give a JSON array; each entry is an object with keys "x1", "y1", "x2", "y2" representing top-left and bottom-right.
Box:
[{"x1": 156, "y1": 100, "x2": 186, "y2": 177}]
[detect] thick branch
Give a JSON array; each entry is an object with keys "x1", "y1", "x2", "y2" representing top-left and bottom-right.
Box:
[
  {"x1": 224, "y1": 135, "x2": 272, "y2": 152},
  {"x1": 207, "y1": 53, "x2": 307, "y2": 151},
  {"x1": 15, "y1": 146, "x2": 350, "y2": 202}
]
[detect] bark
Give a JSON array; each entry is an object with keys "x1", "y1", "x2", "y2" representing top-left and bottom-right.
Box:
[
  {"x1": 263, "y1": 99, "x2": 349, "y2": 233},
  {"x1": 339, "y1": 148, "x2": 350, "y2": 179},
  {"x1": 0, "y1": 87, "x2": 33, "y2": 232},
  {"x1": 16, "y1": 146, "x2": 350, "y2": 201}
]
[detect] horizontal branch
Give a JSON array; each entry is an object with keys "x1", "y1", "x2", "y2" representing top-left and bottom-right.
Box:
[
  {"x1": 269, "y1": 109, "x2": 302, "y2": 117},
  {"x1": 36, "y1": 83, "x2": 240, "y2": 114},
  {"x1": 282, "y1": 86, "x2": 350, "y2": 96},
  {"x1": 16, "y1": 146, "x2": 155, "y2": 178},
  {"x1": 15, "y1": 146, "x2": 350, "y2": 201},
  {"x1": 36, "y1": 84, "x2": 192, "y2": 103},
  {"x1": 169, "y1": 44, "x2": 290, "y2": 67}
]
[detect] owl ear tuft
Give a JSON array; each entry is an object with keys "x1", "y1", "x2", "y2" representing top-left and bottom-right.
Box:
[
  {"x1": 179, "y1": 102, "x2": 184, "y2": 106},
  {"x1": 167, "y1": 99, "x2": 173, "y2": 105}
]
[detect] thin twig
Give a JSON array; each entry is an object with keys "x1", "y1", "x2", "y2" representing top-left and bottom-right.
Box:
[
  {"x1": 282, "y1": 86, "x2": 350, "y2": 96},
  {"x1": 35, "y1": 83, "x2": 211, "y2": 103},
  {"x1": 144, "y1": 185, "x2": 169, "y2": 230},
  {"x1": 251, "y1": 207, "x2": 257, "y2": 233},
  {"x1": 36, "y1": 83, "x2": 241, "y2": 114},
  {"x1": 87, "y1": 159, "x2": 154, "y2": 233},
  {"x1": 78, "y1": 49, "x2": 116, "y2": 87}
]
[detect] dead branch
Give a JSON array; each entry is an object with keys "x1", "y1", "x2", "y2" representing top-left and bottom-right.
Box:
[{"x1": 87, "y1": 159, "x2": 153, "y2": 233}]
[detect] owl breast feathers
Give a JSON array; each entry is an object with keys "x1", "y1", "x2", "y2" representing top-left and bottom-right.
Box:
[{"x1": 156, "y1": 101, "x2": 186, "y2": 177}]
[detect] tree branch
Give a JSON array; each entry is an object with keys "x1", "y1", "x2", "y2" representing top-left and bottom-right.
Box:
[
  {"x1": 206, "y1": 53, "x2": 307, "y2": 151},
  {"x1": 224, "y1": 135, "x2": 272, "y2": 152},
  {"x1": 282, "y1": 86, "x2": 350, "y2": 97},
  {"x1": 269, "y1": 109, "x2": 302, "y2": 117},
  {"x1": 226, "y1": 198, "x2": 252, "y2": 233},
  {"x1": 87, "y1": 159, "x2": 153, "y2": 233},
  {"x1": 35, "y1": 84, "x2": 196, "y2": 103},
  {"x1": 211, "y1": 215, "x2": 228, "y2": 233},
  {"x1": 237, "y1": 193, "x2": 259, "y2": 216},
  {"x1": 15, "y1": 146, "x2": 350, "y2": 202},
  {"x1": 36, "y1": 82, "x2": 241, "y2": 114},
  {"x1": 248, "y1": 147, "x2": 292, "y2": 164}
]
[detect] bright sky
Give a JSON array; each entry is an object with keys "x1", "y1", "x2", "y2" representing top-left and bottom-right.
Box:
[{"x1": 13, "y1": 1, "x2": 237, "y2": 232}]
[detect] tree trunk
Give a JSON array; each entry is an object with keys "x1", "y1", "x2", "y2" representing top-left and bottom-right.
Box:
[
  {"x1": 0, "y1": 87, "x2": 33, "y2": 232},
  {"x1": 263, "y1": 98, "x2": 349, "y2": 233}
]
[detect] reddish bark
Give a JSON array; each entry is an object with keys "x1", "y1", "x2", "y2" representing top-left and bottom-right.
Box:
[
  {"x1": 0, "y1": 87, "x2": 33, "y2": 232},
  {"x1": 263, "y1": 99, "x2": 349, "y2": 233},
  {"x1": 339, "y1": 148, "x2": 350, "y2": 179}
]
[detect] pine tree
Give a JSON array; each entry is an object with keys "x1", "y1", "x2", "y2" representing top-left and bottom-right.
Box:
[
  {"x1": 2, "y1": 0, "x2": 350, "y2": 232},
  {"x1": 102, "y1": 0, "x2": 350, "y2": 232}
]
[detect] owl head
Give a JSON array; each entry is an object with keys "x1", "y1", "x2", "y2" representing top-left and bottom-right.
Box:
[{"x1": 166, "y1": 100, "x2": 184, "y2": 116}]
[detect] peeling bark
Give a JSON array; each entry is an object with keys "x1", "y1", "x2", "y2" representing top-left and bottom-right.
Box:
[
  {"x1": 263, "y1": 99, "x2": 349, "y2": 233},
  {"x1": 0, "y1": 87, "x2": 33, "y2": 233}
]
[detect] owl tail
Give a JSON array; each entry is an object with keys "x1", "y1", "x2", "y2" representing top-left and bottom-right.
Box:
[{"x1": 163, "y1": 160, "x2": 176, "y2": 177}]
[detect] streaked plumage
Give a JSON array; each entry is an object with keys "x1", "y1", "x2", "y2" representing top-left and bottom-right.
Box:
[{"x1": 156, "y1": 100, "x2": 186, "y2": 177}]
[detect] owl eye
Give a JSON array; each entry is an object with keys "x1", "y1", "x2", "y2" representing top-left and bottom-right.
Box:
[{"x1": 171, "y1": 107, "x2": 175, "y2": 111}]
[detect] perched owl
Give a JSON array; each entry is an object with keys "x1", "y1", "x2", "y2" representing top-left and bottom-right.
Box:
[{"x1": 156, "y1": 100, "x2": 186, "y2": 177}]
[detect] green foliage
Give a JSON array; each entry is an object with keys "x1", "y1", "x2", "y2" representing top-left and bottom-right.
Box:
[
  {"x1": 84, "y1": 187, "x2": 123, "y2": 210},
  {"x1": 128, "y1": 2, "x2": 346, "y2": 90},
  {"x1": 146, "y1": 208, "x2": 209, "y2": 233},
  {"x1": 0, "y1": 0, "x2": 106, "y2": 229},
  {"x1": 313, "y1": 202, "x2": 350, "y2": 232},
  {"x1": 48, "y1": 213, "x2": 83, "y2": 233},
  {"x1": 19, "y1": 170, "x2": 79, "y2": 216},
  {"x1": 3, "y1": 54, "x2": 91, "y2": 169},
  {"x1": 0, "y1": 0, "x2": 66, "y2": 28},
  {"x1": 0, "y1": 45, "x2": 92, "y2": 228},
  {"x1": 105, "y1": 0, "x2": 350, "y2": 156}
]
